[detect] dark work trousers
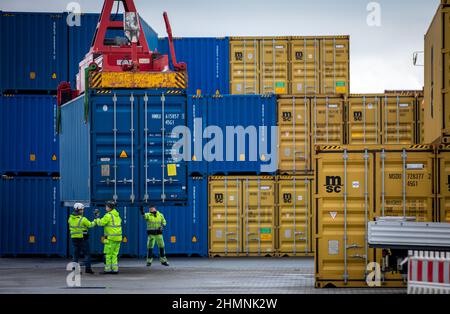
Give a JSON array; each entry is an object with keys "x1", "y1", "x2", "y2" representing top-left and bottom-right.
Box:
[{"x1": 72, "y1": 236, "x2": 92, "y2": 270}]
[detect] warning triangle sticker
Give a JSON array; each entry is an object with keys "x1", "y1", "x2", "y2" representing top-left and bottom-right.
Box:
[
  {"x1": 51, "y1": 236, "x2": 57, "y2": 243},
  {"x1": 52, "y1": 154, "x2": 57, "y2": 161},
  {"x1": 120, "y1": 150, "x2": 128, "y2": 158},
  {"x1": 330, "y1": 212, "x2": 337, "y2": 220},
  {"x1": 123, "y1": 236, "x2": 128, "y2": 243},
  {"x1": 192, "y1": 236, "x2": 197, "y2": 243},
  {"x1": 192, "y1": 155, "x2": 197, "y2": 161}
]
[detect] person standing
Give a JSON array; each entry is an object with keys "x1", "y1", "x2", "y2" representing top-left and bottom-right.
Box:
[
  {"x1": 140, "y1": 206, "x2": 169, "y2": 267},
  {"x1": 94, "y1": 201, "x2": 122, "y2": 274},
  {"x1": 68, "y1": 203, "x2": 96, "y2": 274}
]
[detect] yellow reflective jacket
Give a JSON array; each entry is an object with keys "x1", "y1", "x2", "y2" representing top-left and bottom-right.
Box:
[
  {"x1": 68, "y1": 214, "x2": 96, "y2": 239},
  {"x1": 144, "y1": 211, "x2": 166, "y2": 232},
  {"x1": 95, "y1": 209, "x2": 122, "y2": 242}
]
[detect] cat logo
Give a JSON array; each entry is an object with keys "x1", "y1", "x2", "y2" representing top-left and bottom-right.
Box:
[
  {"x1": 215, "y1": 193, "x2": 224, "y2": 204},
  {"x1": 283, "y1": 193, "x2": 292, "y2": 204},
  {"x1": 354, "y1": 111, "x2": 363, "y2": 122},
  {"x1": 295, "y1": 51, "x2": 304, "y2": 60},
  {"x1": 282, "y1": 111, "x2": 292, "y2": 122},
  {"x1": 235, "y1": 52, "x2": 243, "y2": 61},
  {"x1": 325, "y1": 176, "x2": 343, "y2": 193}
]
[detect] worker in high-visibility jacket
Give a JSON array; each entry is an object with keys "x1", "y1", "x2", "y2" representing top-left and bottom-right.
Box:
[
  {"x1": 68, "y1": 203, "x2": 96, "y2": 274},
  {"x1": 94, "y1": 201, "x2": 122, "y2": 274},
  {"x1": 140, "y1": 206, "x2": 169, "y2": 267}
]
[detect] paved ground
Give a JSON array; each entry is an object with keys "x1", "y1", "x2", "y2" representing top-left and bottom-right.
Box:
[{"x1": 0, "y1": 257, "x2": 406, "y2": 294}]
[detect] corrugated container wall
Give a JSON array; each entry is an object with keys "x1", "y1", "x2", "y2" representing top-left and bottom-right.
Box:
[
  {"x1": 314, "y1": 145, "x2": 435, "y2": 288},
  {"x1": 320, "y1": 37, "x2": 350, "y2": 95},
  {"x1": 0, "y1": 12, "x2": 68, "y2": 92},
  {"x1": 259, "y1": 38, "x2": 289, "y2": 95},
  {"x1": 424, "y1": 4, "x2": 450, "y2": 142},
  {"x1": 187, "y1": 96, "x2": 208, "y2": 175},
  {"x1": 69, "y1": 13, "x2": 158, "y2": 88},
  {"x1": 209, "y1": 176, "x2": 276, "y2": 257},
  {"x1": 290, "y1": 38, "x2": 320, "y2": 94},
  {"x1": 205, "y1": 95, "x2": 277, "y2": 175},
  {"x1": 139, "y1": 177, "x2": 208, "y2": 257},
  {"x1": 312, "y1": 96, "x2": 345, "y2": 145},
  {"x1": 0, "y1": 176, "x2": 67, "y2": 256},
  {"x1": 158, "y1": 38, "x2": 230, "y2": 95},
  {"x1": 60, "y1": 90, "x2": 187, "y2": 207},
  {"x1": 0, "y1": 95, "x2": 59, "y2": 174},
  {"x1": 277, "y1": 176, "x2": 314, "y2": 256}
]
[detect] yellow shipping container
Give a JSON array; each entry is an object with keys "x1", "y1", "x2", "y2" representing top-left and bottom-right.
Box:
[
  {"x1": 290, "y1": 37, "x2": 320, "y2": 94},
  {"x1": 315, "y1": 145, "x2": 435, "y2": 288},
  {"x1": 277, "y1": 176, "x2": 314, "y2": 256},
  {"x1": 208, "y1": 177, "x2": 242, "y2": 256},
  {"x1": 260, "y1": 38, "x2": 289, "y2": 94},
  {"x1": 437, "y1": 144, "x2": 450, "y2": 223},
  {"x1": 424, "y1": 4, "x2": 450, "y2": 142},
  {"x1": 382, "y1": 95, "x2": 417, "y2": 144},
  {"x1": 312, "y1": 96, "x2": 345, "y2": 145},
  {"x1": 230, "y1": 38, "x2": 260, "y2": 95},
  {"x1": 347, "y1": 95, "x2": 382, "y2": 145},
  {"x1": 278, "y1": 96, "x2": 312, "y2": 174},
  {"x1": 208, "y1": 176, "x2": 276, "y2": 256},
  {"x1": 320, "y1": 36, "x2": 350, "y2": 95}
]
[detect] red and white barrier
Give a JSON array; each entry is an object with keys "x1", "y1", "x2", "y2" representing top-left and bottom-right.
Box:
[{"x1": 408, "y1": 251, "x2": 450, "y2": 294}]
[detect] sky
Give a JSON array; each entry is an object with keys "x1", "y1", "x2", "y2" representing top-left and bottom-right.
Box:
[{"x1": 0, "y1": 0, "x2": 441, "y2": 93}]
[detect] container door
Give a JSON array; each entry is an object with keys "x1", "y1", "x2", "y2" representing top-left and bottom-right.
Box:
[
  {"x1": 312, "y1": 96, "x2": 344, "y2": 145},
  {"x1": 260, "y1": 39, "x2": 289, "y2": 95},
  {"x1": 382, "y1": 96, "x2": 416, "y2": 144},
  {"x1": 347, "y1": 95, "x2": 381, "y2": 145},
  {"x1": 91, "y1": 92, "x2": 139, "y2": 204},
  {"x1": 209, "y1": 178, "x2": 241, "y2": 255},
  {"x1": 320, "y1": 37, "x2": 349, "y2": 95},
  {"x1": 278, "y1": 177, "x2": 313, "y2": 255},
  {"x1": 242, "y1": 177, "x2": 276, "y2": 255},
  {"x1": 230, "y1": 39, "x2": 259, "y2": 95},
  {"x1": 316, "y1": 150, "x2": 374, "y2": 284},
  {"x1": 376, "y1": 149, "x2": 434, "y2": 221},
  {"x1": 290, "y1": 38, "x2": 320, "y2": 94},
  {"x1": 141, "y1": 94, "x2": 187, "y2": 203},
  {"x1": 187, "y1": 96, "x2": 208, "y2": 175},
  {"x1": 278, "y1": 96, "x2": 311, "y2": 173}
]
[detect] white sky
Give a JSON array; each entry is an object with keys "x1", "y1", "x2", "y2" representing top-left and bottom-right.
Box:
[{"x1": 0, "y1": 0, "x2": 441, "y2": 93}]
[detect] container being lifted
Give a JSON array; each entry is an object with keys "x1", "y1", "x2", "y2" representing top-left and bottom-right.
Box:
[{"x1": 58, "y1": 0, "x2": 187, "y2": 99}]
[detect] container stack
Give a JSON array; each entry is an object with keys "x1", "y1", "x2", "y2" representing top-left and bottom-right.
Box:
[{"x1": 0, "y1": 13, "x2": 66, "y2": 257}]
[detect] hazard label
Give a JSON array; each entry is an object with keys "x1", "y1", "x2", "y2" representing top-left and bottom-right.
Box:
[
  {"x1": 51, "y1": 236, "x2": 57, "y2": 243},
  {"x1": 119, "y1": 150, "x2": 128, "y2": 158},
  {"x1": 192, "y1": 236, "x2": 197, "y2": 243},
  {"x1": 52, "y1": 154, "x2": 57, "y2": 161},
  {"x1": 52, "y1": 73, "x2": 57, "y2": 79}
]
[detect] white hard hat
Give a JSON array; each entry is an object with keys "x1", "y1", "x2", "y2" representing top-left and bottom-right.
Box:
[{"x1": 74, "y1": 203, "x2": 85, "y2": 210}]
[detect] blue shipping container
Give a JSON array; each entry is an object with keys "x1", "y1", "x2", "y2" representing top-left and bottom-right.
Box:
[
  {"x1": 68, "y1": 13, "x2": 158, "y2": 88},
  {"x1": 60, "y1": 90, "x2": 187, "y2": 206},
  {"x1": 188, "y1": 95, "x2": 278, "y2": 175},
  {"x1": 158, "y1": 38, "x2": 230, "y2": 95},
  {"x1": 0, "y1": 176, "x2": 67, "y2": 256},
  {"x1": 138, "y1": 177, "x2": 208, "y2": 257},
  {"x1": 0, "y1": 12, "x2": 68, "y2": 92},
  {"x1": 68, "y1": 205, "x2": 140, "y2": 257},
  {"x1": 0, "y1": 95, "x2": 59, "y2": 174}
]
